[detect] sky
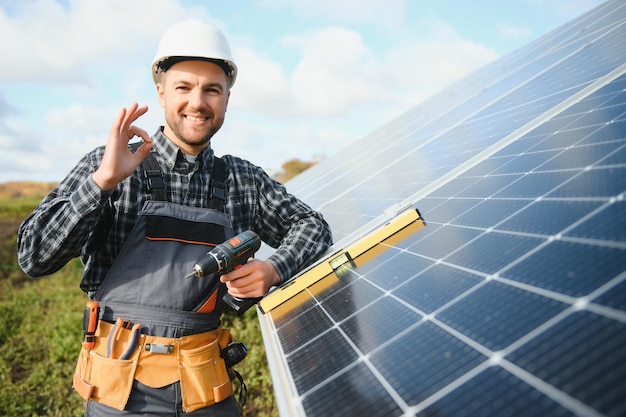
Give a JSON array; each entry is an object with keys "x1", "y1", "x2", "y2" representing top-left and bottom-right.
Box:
[{"x1": 0, "y1": 0, "x2": 606, "y2": 183}]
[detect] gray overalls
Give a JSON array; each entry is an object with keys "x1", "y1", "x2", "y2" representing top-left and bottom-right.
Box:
[{"x1": 73, "y1": 151, "x2": 240, "y2": 416}]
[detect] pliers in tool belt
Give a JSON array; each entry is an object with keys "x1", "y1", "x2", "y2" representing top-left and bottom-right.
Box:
[{"x1": 107, "y1": 317, "x2": 141, "y2": 360}]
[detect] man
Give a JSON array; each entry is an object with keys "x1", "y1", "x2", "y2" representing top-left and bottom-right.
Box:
[{"x1": 17, "y1": 19, "x2": 332, "y2": 416}]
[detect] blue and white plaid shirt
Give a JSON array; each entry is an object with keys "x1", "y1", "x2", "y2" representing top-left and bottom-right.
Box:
[{"x1": 18, "y1": 128, "x2": 332, "y2": 295}]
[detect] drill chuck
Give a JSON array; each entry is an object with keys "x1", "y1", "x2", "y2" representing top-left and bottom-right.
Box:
[{"x1": 192, "y1": 251, "x2": 224, "y2": 277}]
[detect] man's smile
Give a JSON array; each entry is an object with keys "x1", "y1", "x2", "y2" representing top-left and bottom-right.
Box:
[{"x1": 185, "y1": 115, "x2": 209, "y2": 122}]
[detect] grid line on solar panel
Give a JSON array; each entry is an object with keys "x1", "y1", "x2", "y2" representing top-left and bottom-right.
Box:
[
  {"x1": 260, "y1": 4, "x2": 626, "y2": 416},
  {"x1": 272, "y1": 232, "x2": 620, "y2": 414},
  {"x1": 369, "y1": 321, "x2": 488, "y2": 406},
  {"x1": 415, "y1": 366, "x2": 579, "y2": 416},
  {"x1": 506, "y1": 310, "x2": 626, "y2": 417},
  {"x1": 301, "y1": 362, "x2": 405, "y2": 417},
  {"x1": 354, "y1": 245, "x2": 620, "y2": 414},
  {"x1": 291, "y1": 292, "x2": 424, "y2": 413},
  {"x1": 592, "y1": 277, "x2": 626, "y2": 312}
]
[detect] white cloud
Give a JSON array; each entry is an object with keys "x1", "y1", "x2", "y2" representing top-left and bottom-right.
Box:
[
  {"x1": 228, "y1": 47, "x2": 292, "y2": 114},
  {"x1": 231, "y1": 26, "x2": 381, "y2": 118},
  {"x1": 382, "y1": 26, "x2": 499, "y2": 105},
  {"x1": 45, "y1": 103, "x2": 107, "y2": 134},
  {"x1": 232, "y1": 22, "x2": 497, "y2": 121},
  {"x1": 0, "y1": 0, "x2": 216, "y2": 83},
  {"x1": 289, "y1": 27, "x2": 381, "y2": 116}
]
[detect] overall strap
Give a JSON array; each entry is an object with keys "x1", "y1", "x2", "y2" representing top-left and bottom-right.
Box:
[
  {"x1": 128, "y1": 142, "x2": 228, "y2": 209},
  {"x1": 210, "y1": 156, "x2": 228, "y2": 212},
  {"x1": 129, "y1": 142, "x2": 168, "y2": 201}
]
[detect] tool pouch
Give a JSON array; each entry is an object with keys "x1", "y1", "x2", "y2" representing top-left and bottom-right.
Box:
[
  {"x1": 73, "y1": 321, "x2": 235, "y2": 413},
  {"x1": 178, "y1": 334, "x2": 233, "y2": 412},
  {"x1": 73, "y1": 333, "x2": 139, "y2": 411}
]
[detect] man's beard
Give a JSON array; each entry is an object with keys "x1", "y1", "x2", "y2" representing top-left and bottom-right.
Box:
[{"x1": 165, "y1": 112, "x2": 224, "y2": 149}]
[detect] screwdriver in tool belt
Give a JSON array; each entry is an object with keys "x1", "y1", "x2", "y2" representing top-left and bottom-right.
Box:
[{"x1": 82, "y1": 301, "x2": 100, "y2": 349}]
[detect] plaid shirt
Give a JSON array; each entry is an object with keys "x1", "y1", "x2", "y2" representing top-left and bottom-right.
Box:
[{"x1": 18, "y1": 129, "x2": 332, "y2": 295}]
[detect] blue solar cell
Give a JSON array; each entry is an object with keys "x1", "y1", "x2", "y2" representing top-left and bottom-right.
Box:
[
  {"x1": 494, "y1": 171, "x2": 579, "y2": 198},
  {"x1": 593, "y1": 279, "x2": 626, "y2": 311},
  {"x1": 598, "y1": 142, "x2": 626, "y2": 166},
  {"x1": 450, "y1": 199, "x2": 529, "y2": 228},
  {"x1": 508, "y1": 311, "x2": 626, "y2": 416},
  {"x1": 548, "y1": 167, "x2": 626, "y2": 197},
  {"x1": 444, "y1": 231, "x2": 543, "y2": 274},
  {"x1": 370, "y1": 321, "x2": 487, "y2": 406},
  {"x1": 344, "y1": 245, "x2": 403, "y2": 276},
  {"x1": 322, "y1": 279, "x2": 384, "y2": 322},
  {"x1": 456, "y1": 174, "x2": 525, "y2": 198},
  {"x1": 276, "y1": 305, "x2": 333, "y2": 354},
  {"x1": 287, "y1": 328, "x2": 358, "y2": 393},
  {"x1": 427, "y1": 176, "x2": 486, "y2": 198},
  {"x1": 417, "y1": 197, "x2": 483, "y2": 224},
  {"x1": 566, "y1": 201, "x2": 626, "y2": 242},
  {"x1": 490, "y1": 150, "x2": 561, "y2": 174},
  {"x1": 501, "y1": 240, "x2": 626, "y2": 297},
  {"x1": 418, "y1": 366, "x2": 579, "y2": 417},
  {"x1": 302, "y1": 362, "x2": 404, "y2": 417},
  {"x1": 269, "y1": 290, "x2": 318, "y2": 329},
  {"x1": 363, "y1": 250, "x2": 434, "y2": 291},
  {"x1": 394, "y1": 264, "x2": 484, "y2": 313},
  {"x1": 340, "y1": 296, "x2": 422, "y2": 354},
  {"x1": 497, "y1": 200, "x2": 603, "y2": 235},
  {"x1": 437, "y1": 281, "x2": 569, "y2": 351}
]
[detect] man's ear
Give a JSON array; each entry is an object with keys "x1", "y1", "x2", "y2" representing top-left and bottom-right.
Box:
[{"x1": 156, "y1": 82, "x2": 166, "y2": 108}]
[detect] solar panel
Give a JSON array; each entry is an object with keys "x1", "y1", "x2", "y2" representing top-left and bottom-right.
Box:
[{"x1": 257, "y1": 1, "x2": 626, "y2": 416}]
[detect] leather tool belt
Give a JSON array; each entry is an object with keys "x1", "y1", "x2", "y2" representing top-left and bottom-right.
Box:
[{"x1": 73, "y1": 320, "x2": 233, "y2": 413}]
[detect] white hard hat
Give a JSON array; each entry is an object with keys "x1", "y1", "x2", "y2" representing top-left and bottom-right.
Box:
[{"x1": 152, "y1": 19, "x2": 238, "y2": 88}]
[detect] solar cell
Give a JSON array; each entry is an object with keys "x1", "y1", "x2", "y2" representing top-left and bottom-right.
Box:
[{"x1": 257, "y1": 1, "x2": 626, "y2": 416}]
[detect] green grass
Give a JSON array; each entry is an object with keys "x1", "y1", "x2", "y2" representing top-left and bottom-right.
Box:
[
  {"x1": 0, "y1": 197, "x2": 277, "y2": 417},
  {"x1": 0, "y1": 195, "x2": 44, "y2": 220}
]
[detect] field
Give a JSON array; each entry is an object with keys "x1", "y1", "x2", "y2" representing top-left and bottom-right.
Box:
[{"x1": 0, "y1": 183, "x2": 277, "y2": 417}]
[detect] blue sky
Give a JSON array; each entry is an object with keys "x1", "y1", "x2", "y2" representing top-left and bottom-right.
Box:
[{"x1": 0, "y1": 0, "x2": 605, "y2": 182}]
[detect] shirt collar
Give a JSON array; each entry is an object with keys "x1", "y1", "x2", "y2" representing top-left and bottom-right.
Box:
[{"x1": 152, "y1": 127, "x2": 215, "y2": 170}]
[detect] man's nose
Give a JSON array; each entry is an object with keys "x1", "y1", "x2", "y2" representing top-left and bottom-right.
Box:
[{"x1": 188, "y1": 89, "x2": 206, "y2": 109}]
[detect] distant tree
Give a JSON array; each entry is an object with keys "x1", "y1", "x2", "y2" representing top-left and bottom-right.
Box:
[{"x1": 274, "y1": 158, "x2": 317, "y2": 183}]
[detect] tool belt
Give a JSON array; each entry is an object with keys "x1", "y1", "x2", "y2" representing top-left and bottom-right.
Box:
[{"x1": 73, "y1": 320, "x2": 233, "y2": 413}]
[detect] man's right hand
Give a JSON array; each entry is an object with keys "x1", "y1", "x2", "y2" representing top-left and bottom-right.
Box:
[{"x1": 92, "y1": 103, "x2": 152, "y2": 191}]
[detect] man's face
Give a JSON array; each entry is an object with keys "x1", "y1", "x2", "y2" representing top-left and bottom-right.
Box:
[{"x1": 157, "y1": 60, "x2": 230, "y2": 155}]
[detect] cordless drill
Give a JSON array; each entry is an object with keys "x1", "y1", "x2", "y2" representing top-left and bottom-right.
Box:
[{"x1": 188, "y1": 230, "x2": 262, "y2": 315}]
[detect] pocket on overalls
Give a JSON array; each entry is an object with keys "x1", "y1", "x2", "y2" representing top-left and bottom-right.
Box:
[
  {"x1": 83, "y1": 351, "x2": 138, "y2": 411},
  {"x1": 73, "y1": 348, "x2": 94, "y2": 401},
  {"x1": 179, "y1": 337, "x2": 233, "y2": 412}
]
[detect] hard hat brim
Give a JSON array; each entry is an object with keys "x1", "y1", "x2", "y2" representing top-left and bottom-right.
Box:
[{"x1": 153, "y1": 56, "x2": 237, "y2": 87}]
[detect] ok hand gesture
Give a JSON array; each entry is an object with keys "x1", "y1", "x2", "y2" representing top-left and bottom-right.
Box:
[{"x1": 92, "y1": 103, "x2": 152, "y2": 190}]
